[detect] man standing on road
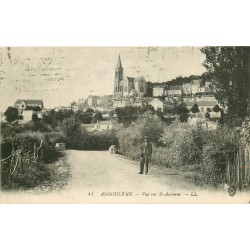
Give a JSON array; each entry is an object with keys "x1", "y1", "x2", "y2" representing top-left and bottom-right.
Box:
[{"x1": 138, "y1": 136, "x2": 152, "y2": 175}]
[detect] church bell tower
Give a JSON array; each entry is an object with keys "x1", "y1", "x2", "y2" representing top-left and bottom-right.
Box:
[{"x1": 114, "y1": 55, "x2": 124, "y2": 99}]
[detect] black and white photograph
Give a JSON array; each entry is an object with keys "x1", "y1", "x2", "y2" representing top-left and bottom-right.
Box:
[{"x1": 0, "y1": 46, "x2": 249, "y2": 204}]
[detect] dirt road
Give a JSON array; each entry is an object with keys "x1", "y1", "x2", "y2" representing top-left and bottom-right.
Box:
[
  {"x1": 62, "y1": 150, "x2": 249, "y2": 204},
  {"x1": 1, "y1": 150, "x2": 249, "y2": 203}
]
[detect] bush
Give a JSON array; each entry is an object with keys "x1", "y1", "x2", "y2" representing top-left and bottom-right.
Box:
[
  {"x1": 4, "y1": 107, "x2": 18, "y2": 123},
  {"x1": 159, "y1": 122, "x2": 208, "y2": 167},
  {"x1": 23, "y1": 120, "x2": 52, "y2": 132},
  {"x1": 117, "y1": 113, "x2": 165, "y2": 159},
  {"x1": 202, "y1": 128, "x2": 240, "y2": 176}
]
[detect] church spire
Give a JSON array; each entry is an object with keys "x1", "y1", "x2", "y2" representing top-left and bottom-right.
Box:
[{"x1": 116, "y1": 54, "x2": 123, "y2": 69}]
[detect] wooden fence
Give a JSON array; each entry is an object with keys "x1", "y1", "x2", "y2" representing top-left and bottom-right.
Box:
[
  {"x1": 226, "y1": 143, "x2": 250, "y2": 194},
  {"x1": 0, "y1": 140, "x2": 43, "y2": 188}
]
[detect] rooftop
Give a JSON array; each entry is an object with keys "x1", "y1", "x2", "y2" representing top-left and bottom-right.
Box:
[
  {"x1": 185, "y1": 101, "x2": 218, "y2": 106},
  {"x1": 15, "y1": 99, "x2": 43, "y2": 105}
]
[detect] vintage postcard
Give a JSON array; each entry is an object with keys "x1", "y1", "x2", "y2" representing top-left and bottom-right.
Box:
[{"x1": 0, "y1": 47, "x2": 249, "y2": 204}]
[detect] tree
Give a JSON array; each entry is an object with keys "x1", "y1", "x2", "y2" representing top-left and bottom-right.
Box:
[
  {"x1": 205, "y1": 112, "x2": 210, "y2": 119},
  {"x1": 138, "y1": 104, "x2": 155, "y2": 115},
  {"x1": 32, "y1": 113, "x2": 39, "y2": 121},
  {"x1": 179, "y1": 112, "x2": 189, "y2": 122},
  {"x1": 75, "y1": 110, "x2": 93, "y2": 124},
  {"x1": 213, "y1": 104, "x2": 220, "y2": 113},
  {"x1": 201, "y1": 46, "x2": 250, "y2": 120},
  {"x1": 109, "y1": 110, "x2": 115, "y2": 118},
  {"x1": 155, "y1": 108, "x2": 164, "y2": 120},
  {"x1": 4, "y1": 107, "x2": 18, "y2": 123},
  {"x1": 17, "y1": 115, "x2": 23, "y2": 120},
  {"x1": 173, "y1": 103, "x2": 189, "y2": 115},
  {"x1": 191, "y1": 103, "x2": 199, "y2": 113},
  {"x1": 61, "y1": 117, "x2": 82, "y2": 149},
  {"x1": 92, "y1": 111, "x2": 103, "y2": 123},
  {"x1": 115, "y1": 106, "x2": 139, "y2": 127}
]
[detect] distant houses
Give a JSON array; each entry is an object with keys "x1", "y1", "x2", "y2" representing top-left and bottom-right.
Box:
[
  {"x1": 149, "y1": 98, "x2": 174, "y2": 111},
  {"x1": 81, "y1": 120, "x2": 120, "y2": 132},
  {"x1": 15, "y1": 99, "x2": 44, "y2": 111},
  {"x1": 14, "y1": 99, "x2": 44, "y2": 122},
  {"x1": 153, "y1": 86, "x2": 166, "y2": 97}
]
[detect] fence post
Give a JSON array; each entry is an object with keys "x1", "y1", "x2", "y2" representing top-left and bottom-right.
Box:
[
  {"x1": 20, "y1": 149, "x2": 23, "y2": 175},
  {"x1": 34, "y1": 143, "x2": 37, "y2": 162}
]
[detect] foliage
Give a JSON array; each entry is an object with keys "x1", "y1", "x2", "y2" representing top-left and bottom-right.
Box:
[
  {"x1": 115, "y1": 106, "x2": 140, "y2": 127},
  {"x1": 32, "y1": 113, "x2": 39, "y2": 121},
  {"x1": 117, "y1": 113, "x2": 165, "y2": 159},
  {"x1": 240, "y1": 116, "x2": 250, "y2": 144},
  {"x1": 171, "y1": 103, "x2": 190, "y2": 122},
  {"x1": 23, "y1": 120, "x2": 52, "y2": 132},
  {"x1": 213, "y1": 104, "x2": 220, "y2": 112},
  {"x1": 4, "y1": 107, "x2": 18, "y2": 123},
  {"x1": 159, "y1": 122, "x2": 207, "y2": 167},
  {"x1": 201, "y1": 46, "x2": 250, "y2": 120},
  {"x1": 92, "y1": 111, "x2": 103, "y2": 123},
  {"x1": 61, "y1": 117, "x2": 82, "y2": 149},
  {"x1": 202, "y1": 128, "x2": 240, "y2": 176},
  {"x1": 191, "y1": 103, "x2": 199, "y2": 113}
]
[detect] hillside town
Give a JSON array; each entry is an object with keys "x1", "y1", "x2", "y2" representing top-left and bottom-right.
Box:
[
  {"x1": 1, "y1": 55, "x2": 223, "y2": 130},
  {"x1": 1, "y1": 47, "x2": 249, "y2": 199}
]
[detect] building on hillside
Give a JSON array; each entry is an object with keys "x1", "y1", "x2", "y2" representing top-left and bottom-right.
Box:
[
  {"x1": 81, "y1": 124, "x2": 95, "y2": 132},
  {"x1": 191, "y1": 79, "x2": 202, "y2": 95},
  {"x1": 205, "y1": 81, "x2": 212, "y2": 91},
  {"x1": 22, "y1": 110, "x2": 34, "y2": 122},
  {"x1": 87, "y1": 95, "x2": 98, "y2": 107},
  {"x1": 182, "y1": 95, "x2": 195, "y2": 103},
  {"x1": 81, "y1": 120, "x2": 121, "y2": 132},
  {"x1": 153, "y1": 86, "x2": 166, "y2": 97},
  {"x1": 133, "y1": 97, "x2": 152, "y2": 107},
  {"x1": 94, "y1": 120, "x2": 114, "y2": 131},
  {"x1": 166, "y1": 86, "x2": 183, "y2": 96},
  {"x1": 194, "y1": 93, "x2": 217, "y2": 102},
  {"x1": 15, "y1": 99, "x2": 44, "y2": 112},
  {"x1": 182, "y1": 83, "x2": 192, "y2": 95},
  {"x1": 55, "y1": 106, "x2": 71, "y2": 111},
  {"x1": 199, "y1": 85, "x2": 206, "y2": 93},
  {"x1": 113, "y1": 55, "x2": 147, "y2": 100},
  {"x1": 78, "y1": 98, "x2": 87, "y2": 105},
  {"x1": 185, "y1": 101, "x2": 219, "y2": 113},
  {"x1": 165, "y1": 96, "x2": 178, "y2": 104},
  {"x1": 113, "y1": 98, "x2": 130, "y2": 108},
  {"x1": 149, "y1": 98, "x2": 174, "y2": 111},
  {"x1": 71, "y1": 104, "x2": 80, "y2": 112},
  {"x1": 94, "y1": 104, "x2": 114, "y2": 112}
]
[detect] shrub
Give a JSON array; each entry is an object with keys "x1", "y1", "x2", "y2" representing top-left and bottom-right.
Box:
[
  {"x1": 160, "y1": 122, "x2": 208, "y2": 167},
  {"x1": 202, "y1": 127, "x2": 240, "y2": 176},
  {"x1": 205, "y1": 112, "x2": 210, "y2": 119},
  {"x1": 191, "y1": 103, "x2": 199, "y2": 113},
  {"x1": 4, "y1": 107, "x2": 18, "y2": 123},
  {"x1": 117, "y1": 113, "x2": 165, "y2": 159},
  {"x1": 23, "y1": 120, "x2": 52, "y2": 132}
]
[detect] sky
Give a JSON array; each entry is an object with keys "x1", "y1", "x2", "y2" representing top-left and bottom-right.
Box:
[{"x1": 0, "y1": 47, "x2": 206, "y2": 111}]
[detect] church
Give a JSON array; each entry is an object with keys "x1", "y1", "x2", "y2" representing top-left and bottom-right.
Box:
[{"x1": 113, "y1": 55, "x2": 147, "y2": 99}]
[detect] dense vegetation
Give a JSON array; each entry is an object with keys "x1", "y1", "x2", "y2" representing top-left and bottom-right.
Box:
[
  {"x1": 116, "y1": 112, "x2": 246, "y2": 187},
  {"x1": 201, "y1": 46, "x2": 250, "y2": 122}
]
